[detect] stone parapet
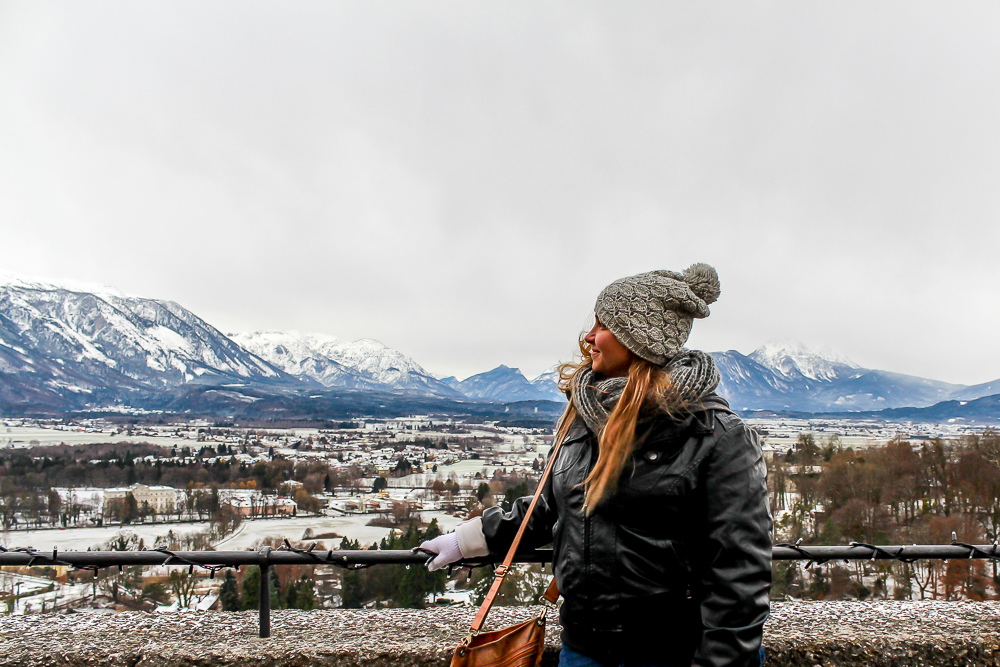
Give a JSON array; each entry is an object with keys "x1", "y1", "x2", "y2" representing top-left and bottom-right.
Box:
[{"x1": 1, "y1": 601, "x2": 999, "y2": 666}]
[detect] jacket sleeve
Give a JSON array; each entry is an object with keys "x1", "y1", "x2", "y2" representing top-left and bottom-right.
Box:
[
  {"x1": 691, "y1": 417, "x2": 772, "y2": 667},
  {"x1": 480, "y1": 467, "x2": 559, "y2": 555}
]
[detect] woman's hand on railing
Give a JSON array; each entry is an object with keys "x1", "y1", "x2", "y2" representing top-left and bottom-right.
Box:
[{"x1": 418, "y1": 533, "x2": 463, "y2": 571}]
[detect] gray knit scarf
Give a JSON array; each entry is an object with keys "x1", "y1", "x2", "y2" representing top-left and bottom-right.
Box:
[{"x1": 570, "y1": 349, "x2": 721, "y2": 435}]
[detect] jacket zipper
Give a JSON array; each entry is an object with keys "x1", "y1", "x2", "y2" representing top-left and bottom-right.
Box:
[
  {"x1": 584, "y1": 510, "x2": 591, "y2": 595},
  {"x1": 584, "y1": 437, "x2": 594, "y2": 595}
]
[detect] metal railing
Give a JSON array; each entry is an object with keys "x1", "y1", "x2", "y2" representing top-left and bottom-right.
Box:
[{"x1": 2, "y1": 539, "x2": 998, "y2": 638}]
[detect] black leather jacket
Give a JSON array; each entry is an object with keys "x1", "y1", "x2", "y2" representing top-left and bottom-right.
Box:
[{"x1": 481, "y1": 395, "x2": 771, "y2": 666}]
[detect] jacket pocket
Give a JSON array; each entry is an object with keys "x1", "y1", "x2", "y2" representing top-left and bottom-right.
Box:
[
  {"x1": 619, "y1": 452, "x2": 684, "y2": 495},
  {"x1": 616, "y1": 526, "x2": 690, "y2": 594}
]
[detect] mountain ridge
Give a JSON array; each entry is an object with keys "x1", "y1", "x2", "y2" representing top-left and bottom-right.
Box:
[
  {"x1": 0, "y1": 278, "x2": 296, "y2": 411},
  {"x1": 447, "y1": 364, "x2": 564, "y2": 402},
  {"x1": 229, "y1": 331, "x2": 463, "y2": 398},
  {"x1": 743, "y1": 391, "x2": 1000, "y2": 425},
  {"x1": 710, "y1": 342, "x2": 979, "y2": 413},
  {"x1": 0, "y1": 277, "x2": 996, "y2": 420}
]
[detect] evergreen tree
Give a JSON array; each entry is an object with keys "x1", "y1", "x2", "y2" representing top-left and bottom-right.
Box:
[
  {"x1": 270, "y1": 567, "x2": 282, "y2": 608},
  {"x1": 240, "y1": 566, "x2": 260, "y2": 610},
  {"x1": 121, "y1": 492, "x2": 139, "y2": 524},
  {"x1": 219, "y1": 570, "x2": 240, "y2": 611},
  {"x1": 397, "y1": 518, "x2": 447, "y2": 608},
  {"x1": 340, "y1": 569, "x2": 364, "y2": 608},
  {"x1": 476, "y1": 482, "x2": 491, "y2": 503},
  {"x1": 239, "y1": 565, "x2": 282, "y2": 610},
  {"x1": 338, "y1": 536, "x2": 365, "y2": 608},
  {"x1": 286, "y1": 575, "x2": 317, "y2": 610},
  {"x1": 502, "y1": 481, "x2": 531, "y2": 512},
  {"x1": 298, "y1": 576, "x2": 317, "y2": 609}
]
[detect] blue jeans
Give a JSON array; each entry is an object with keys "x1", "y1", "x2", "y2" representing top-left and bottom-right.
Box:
[{"x1": 557, "y1": 644, "x2": 765, "y2": 667}]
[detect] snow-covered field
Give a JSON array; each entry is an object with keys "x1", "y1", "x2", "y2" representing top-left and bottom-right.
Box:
[
  {"x1": 215, "y1": 510, "x2": 465, "y2": 550},
  {"x1": 390, "y1": 443, "x2": 553, "y2": 488},
  {"x1": 0, "y1": 426, "x2": 194, "y2": 449},
  {"x1": 2, "y1": 511, "x2": 466, "y2": 553},
  {"x1": 2, "y1": 522, "x2": 209, "y2": 552}
]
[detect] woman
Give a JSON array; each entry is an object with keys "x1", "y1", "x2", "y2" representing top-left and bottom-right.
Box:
[{"x1": 421, "y1": 264, "x2": 771, "y2": 667}]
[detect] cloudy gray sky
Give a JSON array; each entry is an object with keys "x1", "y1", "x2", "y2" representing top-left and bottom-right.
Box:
[{"x1": 1, "y1": 2, "x2": 998, "y2": 384}]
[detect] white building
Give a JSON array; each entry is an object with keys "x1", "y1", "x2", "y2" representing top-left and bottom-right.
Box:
[{"x1": 104, "y1": 484, "x2": 176, "y2": 514}]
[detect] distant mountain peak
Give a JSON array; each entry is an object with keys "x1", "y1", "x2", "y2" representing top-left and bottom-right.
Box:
[
  {"x1": 531, "y1": 365, "x2": 561, "y2": 385},
  {"x1": 474, "y1": 364, "x2": 518, "y2": 377},
  {"x1": 229, "y1": 330, "x2": 462, "y2": 398},
  {"x1": 752, "y1": 340, "x2": 858, "y2": 367},
  {"x1": 750, "y1": 340, "x2": 858, "y2": 382},
  {"x1": 0, "y1": 279, "x2": 287, "y2": 409},
  {"x1": 451, "y1": 364, "x2": 564, "y2": 402},
  {"x1": 0, "y1": 272, "x2": 131, "y2": 301}
]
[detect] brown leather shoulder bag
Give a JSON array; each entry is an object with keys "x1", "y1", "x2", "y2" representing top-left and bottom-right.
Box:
[{"x1": 449, "y1": 432, "x2": 566, "y2": 667}]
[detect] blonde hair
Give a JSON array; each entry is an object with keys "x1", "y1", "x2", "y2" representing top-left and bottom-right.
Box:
[{"x1": 554, "y1": 336, "x2": 688, "y2": 513}]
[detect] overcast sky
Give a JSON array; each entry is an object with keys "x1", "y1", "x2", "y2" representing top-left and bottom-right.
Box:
[{"x1": 1, "y1": 2, "x2": 998, "y2": 384}]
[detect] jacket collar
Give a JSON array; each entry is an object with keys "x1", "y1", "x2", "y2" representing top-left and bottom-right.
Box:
[{"x1": 640, "y1": 393, "x2": 734, "y2": 443}]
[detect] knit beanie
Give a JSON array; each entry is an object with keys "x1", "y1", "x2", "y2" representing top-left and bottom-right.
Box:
[{"x1": 594, "y1": 263, "x2": 721, "y2": 366}]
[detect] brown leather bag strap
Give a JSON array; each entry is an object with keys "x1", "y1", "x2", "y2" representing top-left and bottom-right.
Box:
[
  {"x1": 541, "y1": 577, "x2": 559, "y2": 605},
  {"x1": 469, "y1": 428, "x2": 569, "y2": 634}
]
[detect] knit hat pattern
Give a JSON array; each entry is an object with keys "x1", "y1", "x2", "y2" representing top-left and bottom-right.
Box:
[{"x1": 594, "y1": 263, "x2": 721, "y2": 366}]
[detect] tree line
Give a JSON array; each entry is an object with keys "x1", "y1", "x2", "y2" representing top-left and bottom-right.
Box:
[
  {"x1": 337, "y1": 519, "x2": 447, "y2": 609},
  {"x1": 770, "y1": 429, "x2": 1000, "y2": 601},
  {"x1": 0, "y1": 444, "x2": 351, "y2": 529}
]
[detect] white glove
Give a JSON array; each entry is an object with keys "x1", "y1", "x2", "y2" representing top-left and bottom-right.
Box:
[{"x1": 419, "y1": 532, "x2": 462, "y2": 571}]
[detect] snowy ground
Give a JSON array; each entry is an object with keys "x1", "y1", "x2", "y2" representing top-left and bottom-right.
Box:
[
  {"x1": 0, "y1": 571, "x2": 93, "y2": 616},
  {"x1": 1, "y1": 522, "x2": 209, "y2": 552},
  {"x1": 0, "y1": 425, "x2": 196, "y2": 449},
  {"x1": 2, "y1": 511, "x2": 466, "y2": 553},
  {"x1": 392, "y1": 443, "x2": 553, "y2": 488},
  {"x1": 7, "y1": 602, "x2": 1000, "y2": 666},
  {"x1": 214, "y1": 510, "x2": 465, "y2": 550}
]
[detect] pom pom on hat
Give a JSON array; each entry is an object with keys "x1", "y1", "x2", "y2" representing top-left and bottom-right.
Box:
[{"x1": 682, "y1": 263, "x2": 721, "y2": 306}]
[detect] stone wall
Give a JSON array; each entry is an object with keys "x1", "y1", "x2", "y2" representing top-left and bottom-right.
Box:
[{"x1": 1, "y1": 601, "x2": 999, "y2": 666}]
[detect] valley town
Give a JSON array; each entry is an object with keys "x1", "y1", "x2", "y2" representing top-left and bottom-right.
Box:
[{"x1": 1, "y1": 413, "x2": 997, "y2": 615}]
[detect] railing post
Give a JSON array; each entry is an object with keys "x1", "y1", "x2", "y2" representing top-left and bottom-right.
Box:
[{"x1": 258, "y1": 546, "x2": 271, "y2": 639}]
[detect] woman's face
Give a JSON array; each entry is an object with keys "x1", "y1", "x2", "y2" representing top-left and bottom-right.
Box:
[{"x1": 585, "y1": 318, "x2": 634, "y2": 377}]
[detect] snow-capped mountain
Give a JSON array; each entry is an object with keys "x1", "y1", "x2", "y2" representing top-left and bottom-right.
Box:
[
  {"x1": 0, "y1": 276, "x2": 289, "y2": 408},
  {"x1": 446, "y1": 365, "x2": 563, "y2": 402},
  {"x1": 530, "y1": 366, "x2": 565, "y2": 401},
  {"x1": 748, "y1": 341, "x2": 858, "y2": 382},
  {"x1": 230, "y1": 331, "x2": 462, "y2": 398},
  {"x1": 712, "y1": 349, "x2": 800, "y2": 408},
  {"x1": 1, "y1": 275, "x2": 996, "y2": 419},
  {"x1": 445, "y1": 342, "x2": 996, "y2": 411},
  {"x1": 713, "y1": 341, "x2": 969, "y2": 412}
]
